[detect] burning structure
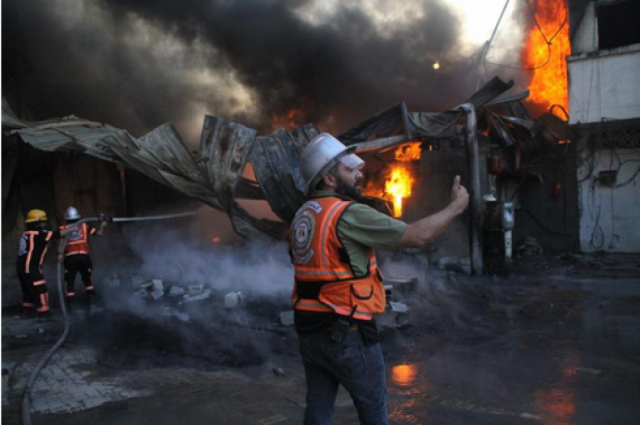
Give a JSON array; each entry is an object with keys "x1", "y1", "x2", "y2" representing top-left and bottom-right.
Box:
[
  {"x1": 3, "y1": 0, "x2": 638, "y2": 281},
  {"x1": 2, "y1": 2, "x2": 640, "y2": 424},
  {"x1": 4, "y1": 73, "x2": 577, "y2": 276}
]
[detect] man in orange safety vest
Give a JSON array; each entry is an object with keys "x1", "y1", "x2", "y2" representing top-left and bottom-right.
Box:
[{"x1": 290, "y1": 133, "x2": 469, "y2": 425}]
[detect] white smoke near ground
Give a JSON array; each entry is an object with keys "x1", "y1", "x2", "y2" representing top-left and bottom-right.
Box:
[
  {"x1": 119, "y1": 207, "x2": 293, "y2": 298},
  {"x1": 79, "y1": 206, "x2": 296, "y2": 369},
  {"x1": 82, "y1": 205, "x2": 491, "y2": 370}
]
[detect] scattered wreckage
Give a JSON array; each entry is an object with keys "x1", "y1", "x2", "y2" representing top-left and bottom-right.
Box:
[{"x1": 100, "y1": 273, "x2": 417, "y2": 330}]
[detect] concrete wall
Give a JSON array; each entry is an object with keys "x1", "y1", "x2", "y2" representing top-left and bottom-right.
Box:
[
  {"x1": 577, "y1": 147, "x2": 640, "y2": 252},
  {"x1": 568, "y1": 4, "x2": 640, "y2": 253},
  {"x1": 568, "y1": 43, "x2": 640, "y2": 124}
]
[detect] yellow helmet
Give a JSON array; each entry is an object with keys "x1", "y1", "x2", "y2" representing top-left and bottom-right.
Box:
[{"x1": 25, "y1": 209, "x2": 47, "y2": 223}]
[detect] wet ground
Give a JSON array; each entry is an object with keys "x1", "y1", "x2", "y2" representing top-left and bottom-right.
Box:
[{"x1": 3, "y1": 253, "x2": 640, "y2": 425}]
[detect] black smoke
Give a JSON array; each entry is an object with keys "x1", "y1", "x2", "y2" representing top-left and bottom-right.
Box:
[{"x1": 3, "y1": 0, "x2": 478, "y2": 145}]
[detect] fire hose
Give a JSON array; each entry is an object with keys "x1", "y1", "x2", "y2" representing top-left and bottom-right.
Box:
[{"x1": 21, "y1": 211, "x2": 197, "y2": 425}]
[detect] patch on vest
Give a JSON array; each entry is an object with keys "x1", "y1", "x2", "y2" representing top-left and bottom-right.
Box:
[
  {"x1": 292, "y1": 211, "x2": 315, "y2": 264},
  {"x1": 301, "y1": 200, "x2": 323, "y2": 214},
  {"x1": 68, "y1": 229, "x2": 83, "y2": 241}
]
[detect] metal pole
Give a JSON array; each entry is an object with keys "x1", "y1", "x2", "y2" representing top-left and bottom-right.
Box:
[
  {"x1": 478, "y1": 0, "x2": 511, "y2": 89},
  {"x1": 454, "y1": 103, "x2": 483, "y2": 275}
]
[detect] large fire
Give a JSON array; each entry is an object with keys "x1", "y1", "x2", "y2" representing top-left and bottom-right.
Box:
[
  {"x1": 522, "y1": 0, "x2": 570, "y2": 117},
  {"x1": 364, "y1": 143, "x2": 421, "y2": 218}
]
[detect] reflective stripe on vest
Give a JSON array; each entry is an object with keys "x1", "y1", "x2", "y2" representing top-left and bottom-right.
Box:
[
  {"x1": 60, "y1": 223, "x2": 90, "y2": 256},
  {"x1": 290, "y1": 197, "x2": 386, "y2": 320}
]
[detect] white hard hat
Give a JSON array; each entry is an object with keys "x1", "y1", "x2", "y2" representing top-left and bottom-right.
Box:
[
  {"x1": 64, "y1": 206, "x2": 81, "y2": 221},
  {"x1": 300, "y1": 133, "x2": 364, "y2": 195}
]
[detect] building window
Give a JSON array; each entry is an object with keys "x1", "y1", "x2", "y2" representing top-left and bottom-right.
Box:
[{"x1": 597, "y1": 0, "x2": 640, "y2": 50}]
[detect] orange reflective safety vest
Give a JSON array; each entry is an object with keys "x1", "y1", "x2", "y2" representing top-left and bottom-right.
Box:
[
  {"x1": 289, "y1": 196, "x2": 386, "y2": 321},
  {"x1": 59, "y1": 223, "x2": 95, "y2": 256}
]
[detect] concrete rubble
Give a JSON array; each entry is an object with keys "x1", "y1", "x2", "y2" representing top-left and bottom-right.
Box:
[
  {"x1": 168, "y1": 286, "x2": 186, "y2": 297},
  {"x1": 224, "y1": 291, "x2": 245, "y2": 309},
  {"x1": 181, "y1": 290, "x2": 212, "y2": 304},
  {"x1": 389, "y1": 301, "x2": 410, "y2": 314}
]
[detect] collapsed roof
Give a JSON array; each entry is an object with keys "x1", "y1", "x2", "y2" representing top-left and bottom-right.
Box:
[{"x1": 3, "y1": 77, "x2": 567, "y2": 240}]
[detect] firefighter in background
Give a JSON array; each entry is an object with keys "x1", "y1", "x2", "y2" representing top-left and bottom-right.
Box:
[
  {"x1": 16, "y1": 209, "x2": 77, "y2": 314},
  {"x1": 58, "y1": 206, "x2": 107, "y2": 304},
  {"x1": 290, "y1": 133, "x2": 469, "y2": 424}
]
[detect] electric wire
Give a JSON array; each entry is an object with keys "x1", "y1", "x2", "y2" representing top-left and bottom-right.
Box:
[{"x1": 485, "y1": 0, "x2": 568, "y2": 71}]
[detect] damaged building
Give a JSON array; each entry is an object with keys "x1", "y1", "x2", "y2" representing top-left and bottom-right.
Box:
[
  {"x1": 2, "y1": 1, "x2": 640, "y2": 424},
  {"x1": 567, "y1": 0, "x2": 640, "y2": 252},
  {"x1": 3, "y1": 74, "x2": 585, "y2": 279}
]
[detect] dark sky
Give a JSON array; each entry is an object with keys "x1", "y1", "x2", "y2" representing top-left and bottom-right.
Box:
[{"x1": 2, "y1": 0, "x2": 519, "y2": 146}]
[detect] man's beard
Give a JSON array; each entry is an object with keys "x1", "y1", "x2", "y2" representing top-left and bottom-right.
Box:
[{"x1": 336, "y1": 177, "x2": 363, "y2": 201}]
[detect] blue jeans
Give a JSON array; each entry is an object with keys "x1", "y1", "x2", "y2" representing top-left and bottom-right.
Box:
[{"x1": 298, "y1": 330, "x2": 388, "y2": 425}]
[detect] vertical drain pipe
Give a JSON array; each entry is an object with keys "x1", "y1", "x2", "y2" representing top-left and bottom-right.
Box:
[{"x1": 455, "y1": 103, "x2": 483, "y2": 275}]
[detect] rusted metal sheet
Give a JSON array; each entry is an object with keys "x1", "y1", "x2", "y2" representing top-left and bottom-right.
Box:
[
  {"x1": 199, "y1": 115, "x2": 255, "y2": 209},
  {"x1": 250, "y1": 125, "x2": 318, "y2": 223},
  {"x1": 339, "y1": 103, "x2": 409, "y2": 143}
]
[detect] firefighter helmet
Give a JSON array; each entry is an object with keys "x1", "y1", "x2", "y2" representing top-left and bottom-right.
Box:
[
  {"x1": 25, "y1": 209, "x2": 47, "y2": 223},
  {"x1": 300, "y1": 133, "x2": 364, "y2": 195},
  {"x1": 64, "y1": 206, "x2": 81, "y2": 221}
]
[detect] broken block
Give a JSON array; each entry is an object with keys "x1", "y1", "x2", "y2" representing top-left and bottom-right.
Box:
[
  {"x1": 152, "y1": 278, "x2": 164, "y2": 292},
  {"x1": 169, "y1": 286, "x2": 186, "y2": 297},
  {"x1": 224, "y1": 291, "x2": 245, "y2": 309},
  {"x1": 188, "y1": 284, "x2": 204, "y2": 296},
  {"x1": 389, "y1": 301, "x2": 409, "y2": 314},
  {"x1": 151, "y1": 289, "x2": 164, "y2": 301},
  {"x1": 182, "y1": 291, "x2": 211, "y2": 304}
]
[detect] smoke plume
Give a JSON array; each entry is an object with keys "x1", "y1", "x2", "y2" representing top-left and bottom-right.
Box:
[{"x1": 3, "y1": 0, "x2": 494, "y2": 147}]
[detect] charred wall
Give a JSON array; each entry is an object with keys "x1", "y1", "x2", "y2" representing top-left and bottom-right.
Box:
[
  {"x1": 505, "y1": 144, "x2": 580, "y2": 255},
  {"x1": 402, "y1": 140, "x2": 489, "y2": 264}
]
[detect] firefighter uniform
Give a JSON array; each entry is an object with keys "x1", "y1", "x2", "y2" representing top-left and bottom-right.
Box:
[
  {"x1": 291, "y1": 196, "x2": 387, "y2": 323},
  {"x1": 59, "y1": 223, "x2": 98, "y2": 300},
  {"x1": 291, "y1": 193, "x2": 407, "y2": 341},
  {"x1": 290, "y1": 192, "x2": 408, "y2": 425},
  {"x1": 16, "y1": 225, "x2": 59, "y2": 313}
]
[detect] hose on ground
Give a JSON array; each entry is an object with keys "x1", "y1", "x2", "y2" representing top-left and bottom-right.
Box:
[{"x1": 20, "y1": 217, "x2": 100, "y2": 425}]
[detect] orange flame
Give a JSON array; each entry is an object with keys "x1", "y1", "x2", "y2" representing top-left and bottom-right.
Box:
[
  {"x1": 272, "y1": 108, "x2": 306, "y2": 131},
  {"x1": 522, "y1": 0, "x2": 570, "y2": 118},
  {"x1": 212, "y1": 236, "x2": 221, "y2": 243},
  {"x1": 363, "y1": 144, "x2": 421, "y2": 217},
  {"x1": 385, "y1": 165, "x2": 414, "y2": 217},
  {"x1": 395, "y1": 143, "x2": 421, "y2": 162}
]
